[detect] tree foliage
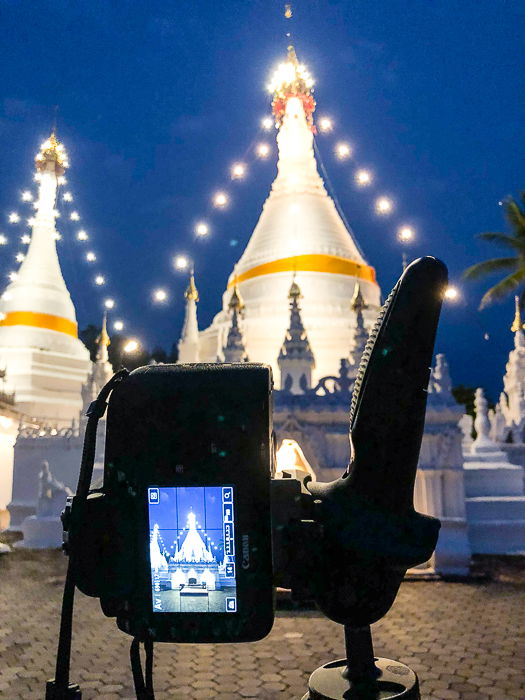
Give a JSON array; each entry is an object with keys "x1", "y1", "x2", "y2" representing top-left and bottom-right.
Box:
[{"x1": 463, "y1": 194, "x2": 525, "y2": 309}]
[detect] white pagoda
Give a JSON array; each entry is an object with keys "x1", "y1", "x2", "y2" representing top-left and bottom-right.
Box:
[
  {"x1": 0, "y1": 133, "x2": 90, "y2": 426},
  {"x1": 198, "y1": 46, "x2": 381, "y2": 381}
]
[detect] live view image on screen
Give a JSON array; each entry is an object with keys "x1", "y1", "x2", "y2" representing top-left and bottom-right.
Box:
[{"x1": 148, "y1": 486, "x2": 237, "y2": 613}]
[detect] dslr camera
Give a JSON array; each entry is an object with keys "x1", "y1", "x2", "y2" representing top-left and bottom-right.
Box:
[{"x1": 48, "y1": 256, "x2": 448, "y2": 700}]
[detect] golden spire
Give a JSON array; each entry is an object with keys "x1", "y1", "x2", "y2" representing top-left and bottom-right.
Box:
[
  {"x1": 34, "y1": 130, "x2": 69, "y2": 174},
  {"x1": 185, "y1": 274, "x2": 199, "y2": 302},
  {"x1": 96, "y1": 312, "x2": 111, "y2": 349},
  {"x1": 511, "y1": 295, "x2": 524, "y2": 333},
  {"x1": 228, "y1": 283, "x2": 244, "y2": 313},
  {"x1": 287, "y1": 44, "x2": 298, "y2": 65},
  {"x1": 351, "y1": 282, "x2": 367, "y2": 313},
  {"x1": 284, "y1": 4, "x2": 292, "y2": 19}
]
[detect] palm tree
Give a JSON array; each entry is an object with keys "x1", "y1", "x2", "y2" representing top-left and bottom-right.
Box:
[{"x1": 463, "y1": 194, "x2": 525, "y2": 309}]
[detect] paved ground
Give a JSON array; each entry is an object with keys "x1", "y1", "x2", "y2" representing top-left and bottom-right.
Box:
[{"x1": 0, "y1": 549, "x2": 524, "y2": 700}]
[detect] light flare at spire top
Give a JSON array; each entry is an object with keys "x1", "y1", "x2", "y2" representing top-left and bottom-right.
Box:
[
  {"x1": 35, "y1": 131, "x2": 69, "y2": 173},
  {"x1": 268, "y1": 45, "x2": 316, "y2": 129}
]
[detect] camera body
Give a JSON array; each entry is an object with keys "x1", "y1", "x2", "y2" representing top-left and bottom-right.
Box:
[{"x1": 67, "y1": 363, "x2": 275, "y2": 643}]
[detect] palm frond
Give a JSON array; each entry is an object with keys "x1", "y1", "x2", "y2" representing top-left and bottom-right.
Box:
[
  {"x1": 477, "y1": 232, "x2": 525, "y2": 252},
  {"x1": 463, "y1": 257, "x2": 517, "y2": 281},
  {"x1": 479, "y1": 267, "x2": 525, "y2": 309},
  {"x1": 503, "y1": 198, "x2": 525, "y2": 237}
]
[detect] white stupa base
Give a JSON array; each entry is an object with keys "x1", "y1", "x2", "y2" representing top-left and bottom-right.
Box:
[
  {"x1": 16, "y1": 515, "x2": 63, "y2": 549},
  {"x1": 0, "y1": 344, "x2": 89, "y2": 426},
  {"x1": 0, "y1": 542, "x2": 11, "y2": 554},
  {"x1": 433, "y1": 517, "x2": 471, "y2": 576}
]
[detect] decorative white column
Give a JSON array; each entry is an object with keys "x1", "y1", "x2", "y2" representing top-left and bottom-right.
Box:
[{"x1": 177, "y1": 275, "x2": 200, "y2": 363}]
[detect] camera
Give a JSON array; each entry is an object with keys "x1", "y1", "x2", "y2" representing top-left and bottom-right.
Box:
[{"x1": 50, "y1": 256, "x2": 448, "y2": 700}]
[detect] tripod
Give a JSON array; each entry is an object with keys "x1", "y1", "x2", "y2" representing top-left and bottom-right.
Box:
[{"x1": 301, "y1": 624, "x2": 419, "y2": 700}]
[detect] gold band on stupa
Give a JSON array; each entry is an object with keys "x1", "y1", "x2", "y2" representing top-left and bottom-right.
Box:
[
  {"x1": 227, "y1": 254, "x2": 377, "y2": 288},
  {"x1": 0, "y1": 311, "x2": 78, "y2": 338}
]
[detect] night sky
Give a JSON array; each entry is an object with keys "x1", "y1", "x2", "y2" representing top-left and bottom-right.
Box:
[{"x1": 1, "y1": 1, "x2": 524, "y2": 400}]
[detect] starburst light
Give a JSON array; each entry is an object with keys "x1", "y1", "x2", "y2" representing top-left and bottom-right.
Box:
[
  {"x1": 256, "y1": 143, "x2": 270, "y2": 158},
  {"x1": 195, "y1": 222, "x2": 209, "y2": 237},
  {"x1": 213, "y1": 192, "x2": 228, "y2": 208},
  {"x1": 231, "y1": 163, "x2": 246, "y2": 180},
  {"x1": 355, "y1": 169, "x2": 373, "y2": 187},
  {"x1": 21, "y1": 191, "x2": 33, "y2": 202},
  {"x1": 70, "y1": 211, "x2": 80, "y2": 221},
  {"x1": 153, "y1": 289, "x2": 168, "y2": 302},
  {"x1": 8, "y1": 213, "x2": 20, "y2": 224},
  {"x1": 95, "y1": 275, "x2": 105, "y2": 286},
  {"x1": 335, "y1": 143, "x2": 351, "y2": 160},
  {"x1": 375, "y1": 197, "x2": 394, "y2": 215}
]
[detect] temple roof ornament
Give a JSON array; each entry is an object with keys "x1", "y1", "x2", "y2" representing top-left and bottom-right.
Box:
[
  {"x1": 185, "y1": 274, "x2": 199, "y2": 302},
  {"x1": 350, "y1": 282, "x2": 368, "y2": 364},
  {"x1": 511, "y1": 295, "x2": 525, "y2": 348},
  {"x1": 222, "y1": 286, "x2": 248, "y2": 363},
  {"x1": 278, "y1": 279, "x2": 315, "y2": 365},
  {"x1": 34, "y1": 131, "x2": 69, "y2": 175}
]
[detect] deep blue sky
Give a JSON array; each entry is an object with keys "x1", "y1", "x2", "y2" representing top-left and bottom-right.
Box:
[{"x1": 1, "y1": 1, "x2": 524, "y2": 399}]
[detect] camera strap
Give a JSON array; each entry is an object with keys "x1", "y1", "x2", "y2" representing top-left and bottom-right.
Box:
[
  {"x1": 130, "y1": 637, "x2": 155, "y2": 700},
  {"x1": 47, "y1": 369, "x2": 129, "y2": 700}
]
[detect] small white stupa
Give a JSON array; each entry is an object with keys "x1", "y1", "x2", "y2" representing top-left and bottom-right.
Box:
[
  {"x1": 198, "y1": 46, "x2": 381, "y2": 380},
  {"x1": 0, "y1": 133, "x2": 90, "y2": 426},
  {"x1": 177, "y1": 275, "x2": 200, "y2": 363}
]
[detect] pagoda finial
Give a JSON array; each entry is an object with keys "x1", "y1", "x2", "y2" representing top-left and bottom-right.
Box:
[
  {"x1": 268, "y1": 43, "x2": 316, "y2": 129},
  {"x1": 511, "y1": 295, "x2": 524, "y2": 333},
  {"x1": 185, "y1": 274, "x2": 199, "y2": 302},
  {"x1": 35, "y1": 130, "x2": 69, "y2": 175},
  {"x1": 97, "y1": 312, "x2": 110, "y2": 350}
]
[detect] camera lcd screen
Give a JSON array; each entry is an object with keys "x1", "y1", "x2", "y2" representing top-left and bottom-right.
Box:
[{"x1": 148, "y1": 486, "x2": 237, "y2": 614}]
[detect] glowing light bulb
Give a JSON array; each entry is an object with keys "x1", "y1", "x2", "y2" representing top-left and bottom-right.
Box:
[
  {"x1": 153, "y1": 288, "x2": 168, "y2": 302},
  {"x1": 444, "y1": 286, "x2": 459, "y2": 301},
  {"x1": 113, "y1": 320, "x2": 124, "y2": 332},
  {"x1": 0, "y1": 235, "x2": 8, "y2": 245},
  {"x1": 104, "y1": 298, "x2": 115, "y2": 309},
  {"x1": 261, "y1": 117, "x2": 273, "y2": 131},
  {"x1": 213, "y1": 192, "x2": 228, "y2": 208},
  {"x1": 15, "y1": 253, "x2": 25, "y2": 263},
  {"x1": 77, "y1": 229, "x2": 88, "y2": 241},
  {"x1": 86, "y1": 251, "x2": 96, "y2": 262},
  {"x1": 21, "y1": 234, "x2": 30, "y2": 244},
  {"x1": 335, "y1": 142, "x2": 352, "y2": 160},
  {"x1": 63, "y1": 192, "x2": 73, "y2": 202},
  {"x1": 21, "y1": 191, "x2": 33, "y2": 202},
  {"x1": 70, "y1": 211, "x2": 80, "y2": 221},
  {"x1": 375, "y1": 196, "x2": 394, "y2": 215},
  {"x1": 123, "y1": 339, "x2": 139, "y2": 354},
  {"x1": 54, "y1": 232, "x2": 62, "y2": 241},
  {"x1": 8, "y1": 271, "x2": 17, "y2": 281},
  {"x1": 94, "y1": 275, "x2": 105, "y2": 286},
  {"x1": 318, "y1": 117, "x2": 333, "y2": 133},
  {"x1": 355, "y1": 169, "x2": 372, "y2": 187},
  {"x1": 8, "y1": 212, "x2": 20, "y2": 224},
  {"x1": 231, "y1": 163, "x2": 246, "y2": 180},
  {"x1": 398, "y1": 226, "x2": 415, "y2": 242},
  {"x1": 27, "y1": 217, "x2": 36, "y2": 226},
  {"x1": 256, "y1": 143, "x2": 270, "y2": 158},
  {"x1": 57, "y1": 176, "x2": 67, "y2": 185},
  {"x1": 53, "y1": 209, "x2": 60, "y2": 218},
  {"x1": 174, "y1": 255, "x2": 188, "y2": 270},
  {"x1": 195, "y1": 222, "x2": 209, "y2": 237}
]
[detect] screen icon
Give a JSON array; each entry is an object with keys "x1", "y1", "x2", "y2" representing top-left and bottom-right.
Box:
[
  {"x1": 222, "y1": 487, "x2": 233, "y2": 502},
  {"x1": 226, "y1": 597, "x2": 237, "y2": 612},
  {"x1": 223, "y1": 503, "x2": 233, "y2": 523},
  {"x1": 148, "y1": 487, "x2": 160, "y2": 505},
  {"x1": 225, "y1": 563, "x2": 235, "y2": 578}
]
